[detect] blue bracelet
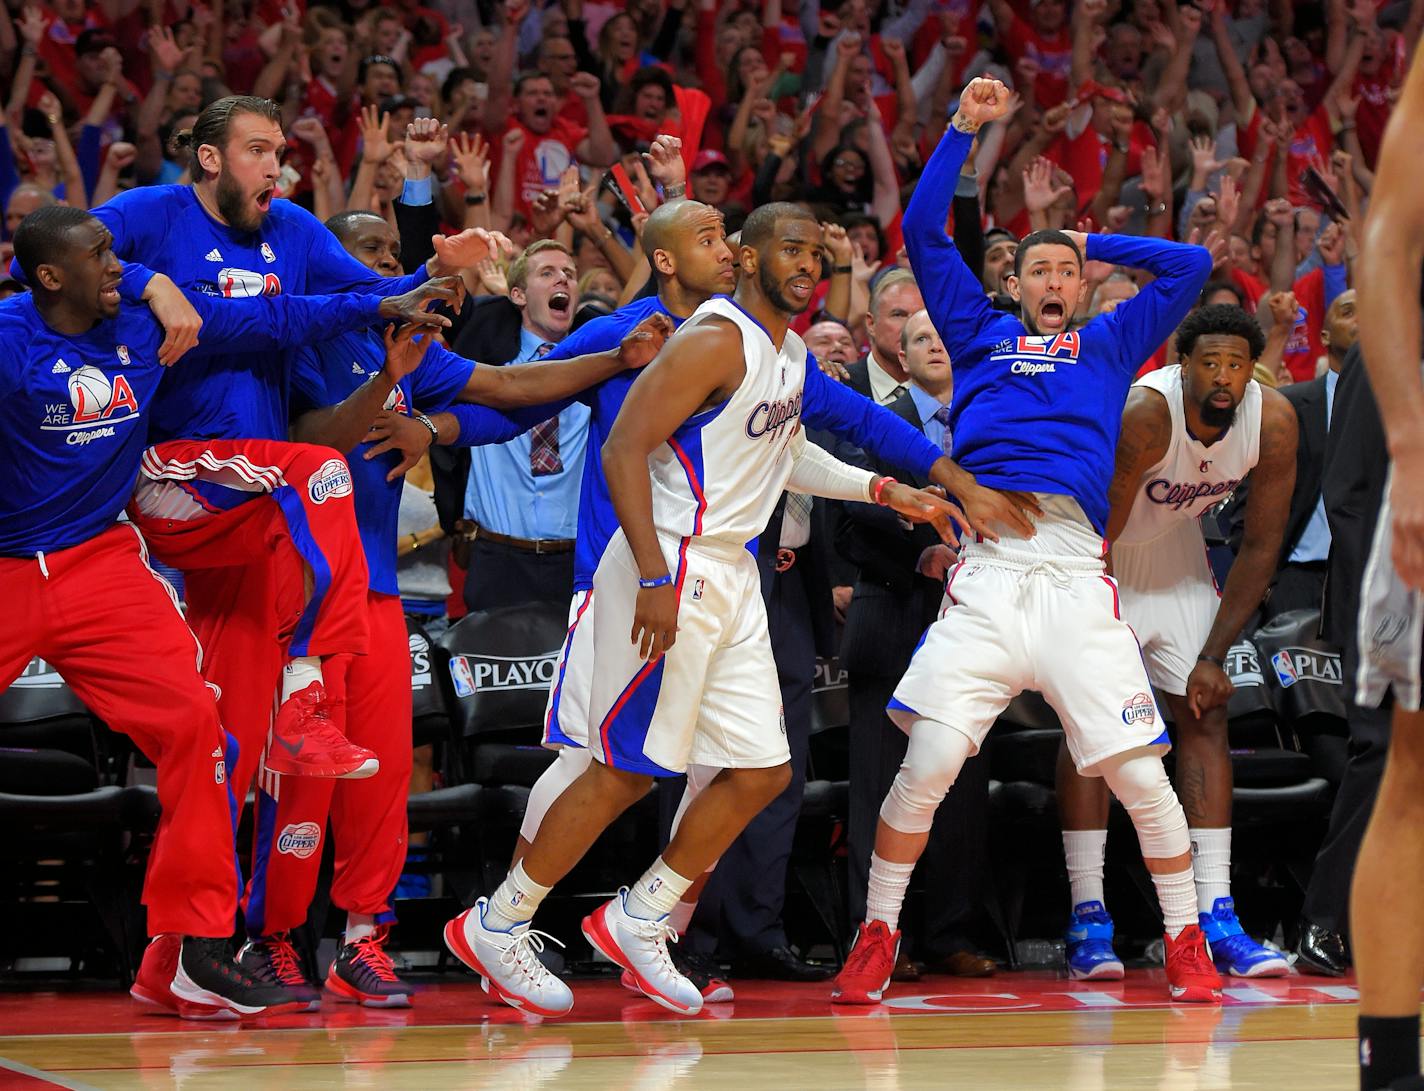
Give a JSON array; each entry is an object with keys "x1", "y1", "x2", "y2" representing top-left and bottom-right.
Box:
[{"x1": 639, "y1": 574, "x2": 673, "y2": 589}]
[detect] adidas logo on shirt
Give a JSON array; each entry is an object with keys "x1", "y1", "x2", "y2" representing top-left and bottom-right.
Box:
[
  {"x1": 352, "y1": 362, "x2": 365, "y2": 375},
  {"x1": 51, "y1": 359, "x2": 70, "y2": 374},
  {"x1": 205, "y1": 248, "x2": 223, "y2": 261}
]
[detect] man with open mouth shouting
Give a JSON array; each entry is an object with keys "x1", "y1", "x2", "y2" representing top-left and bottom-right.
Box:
[{"x1": 832, "y1": 77, "x2": 1222, "y2": 1008}]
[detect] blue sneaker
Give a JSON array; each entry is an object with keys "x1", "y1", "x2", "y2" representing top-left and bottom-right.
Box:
[
  {"x1": 1065, "y1": 901, "x2": 1124, "y2": 980},
  {"x1": 1199, "y1": 897, "x2": 1289, "y2": 978}
]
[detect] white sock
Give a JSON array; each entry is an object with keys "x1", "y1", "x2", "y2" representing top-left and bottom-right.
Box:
[
  {"x1": 667, "y1": 898, "x2": 697, "y2": 934},
  {"x1": 345, "y1": 912, "x2": 375, "y2": 944},
  {"x1": 281, "y1": 656, "x2": 323, "y2": 702},
  {"x1": 866, "y1": 853, "x2": 915, "y2": 933},
  {"x1": 1063, "y1": 829, "x2": 1108, "y2": 909},
  {"x1": 1190, "y1": 827, "x2": 1232, "y2": 913},
  {"x1": 1152, "y1": 867, "x2": 1199, "y2": 936},
  {"x1": 625, "y1": 857, "x2": 694, "y2": 920},
  {"x1": 482, "y1": 861, "x2": 551, "y2": 932}
]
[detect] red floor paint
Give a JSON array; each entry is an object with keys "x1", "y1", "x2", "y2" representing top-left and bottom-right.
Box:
[{"x1": 0, "y1": 970, "x2": 1361, "y2": 1038}]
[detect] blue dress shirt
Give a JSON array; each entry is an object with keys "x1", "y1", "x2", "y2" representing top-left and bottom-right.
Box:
[{"x1": 1288, "y1": 367, "x2": 1338, "y2": 564}]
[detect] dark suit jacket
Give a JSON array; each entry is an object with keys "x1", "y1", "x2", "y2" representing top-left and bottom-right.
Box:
[
  {"x1": 1322, "y1": 345, "x2": 1388, "y2": 652},
  {"x1": 834, "y1": 390, "x2": 947, "y2": 678},
  {"x1": 1223, "y1": 374, "x2": 1328, "y2": 565},
  {"x1": 430, "y1": 295, "x2": 526, "y2": 533},
  {"x1": 755, "y1": 479, "x2": 838, "y2": 659}
]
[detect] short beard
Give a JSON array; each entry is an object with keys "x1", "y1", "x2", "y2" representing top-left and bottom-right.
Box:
[
  {"x1": 215, "y1": 167, "x2": 263, "y2": 232},
  {"x1": 758, "y1": 262, "x2": 805, "y2": 315},
  {"x1": 1200, "y1": 397, "x2": 1238, "y2": 429}
]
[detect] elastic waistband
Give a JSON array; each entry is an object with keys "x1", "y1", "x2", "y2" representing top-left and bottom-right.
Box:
[
  {"x1": 962, "y1": 540, "x2": 1106, "y2": 575},
  {"x1": 674, "y1": 534, "x2": 754, "y2": 565}
]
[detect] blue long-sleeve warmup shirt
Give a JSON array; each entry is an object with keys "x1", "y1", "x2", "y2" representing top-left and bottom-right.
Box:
[{"x1": 906, "y1": 125, "x2": 1213, "y2": 534}]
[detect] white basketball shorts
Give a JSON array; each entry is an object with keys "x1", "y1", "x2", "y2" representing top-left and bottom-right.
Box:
[
  {"x1": 542, "y1": 589, "x2": 595, "y2": 748},
  {"x1": 1112, "y1": 520, "x2": 1220, "y2": 697},
  {"x1": 889, "y1": 497, "x2": 1170, "y2": 775},
  {"x1": 585, "y1": 530, "x2": 788, "y2": 776}
]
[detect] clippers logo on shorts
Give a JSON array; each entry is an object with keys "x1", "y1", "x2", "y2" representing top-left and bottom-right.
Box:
[
  {"x1": 1121, "y1": 692, "x2": 1156, "y2": 725},
  {"x1": 1145, "y1": 476, "x2": 1241, "y2": 512},
  {"x1": 41, "y1": 364, "x2": 143, "y2": 445},
  {"x1": 1271, "y1": 648, "x2": 1343, "y2": 688},
  {"x1": 745, "y1": 391, "x2": 803, "y2": 443},
  {"x1": 990, "y1": 332, "x2": 1082, "y2": 376},
  {"x1": 276, "y1": 821, "x2": 322, "y2": 858},
  {"x1": 308, "y1": 458, "x2": 353, "y2": 504},
  {"x1": 212, "y1": 268, "x2": 282, "y2": 298}
]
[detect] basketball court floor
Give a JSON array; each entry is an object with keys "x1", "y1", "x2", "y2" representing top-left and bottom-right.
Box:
[{"x1": 0, "y1": 969, "x2": 1379, "y2": 1088}]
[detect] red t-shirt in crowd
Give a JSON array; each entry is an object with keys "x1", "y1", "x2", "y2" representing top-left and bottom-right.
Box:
[
  {"x1": 1051, "y1": 121, "x2": 1151, "y2": 213},
  {"x1": 913, "y1": 0, "x2": 984, "y2": 88},
  {"x1": 498, "y1": 116, "x2": 588, "y2": 218},
  {"x1": 1280, "y1": 266, "x2": 1330, "y2": 382},
  {"x1": 1353, "y1": 43, "x2": 1400, "y2": 168},
  {"x1": 1002, "y1": 13, "x2": 1072, "y2": 107},
  {"x1": 1238, "y1": 105, "x2": 1335, "y2": 208}
]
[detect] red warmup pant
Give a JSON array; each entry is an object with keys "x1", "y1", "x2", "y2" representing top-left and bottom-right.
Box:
[
  {"x1": 0, "y1": 525, "x2": 238, "y2": 937},
  {"x1": 245, "y1": 592, "x2": 413, "y2": 934},
  {"x1": 128, "y1": 439, "x2": 372, "y2": 917}
]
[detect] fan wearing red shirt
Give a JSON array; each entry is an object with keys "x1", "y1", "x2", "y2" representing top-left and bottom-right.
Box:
[
  {"x1": 1350, "y1": 21, "x2": 1406, "y2": 167},
  {"x1": 487, "y1": 72, "x2": 619, "y2": 219},
  {"x1": 989, "y1": 0, "x2": 1072, "y2": 106},
  {"x1": 1053, "y1": 83, "x2": 1152, "y2": 212}
]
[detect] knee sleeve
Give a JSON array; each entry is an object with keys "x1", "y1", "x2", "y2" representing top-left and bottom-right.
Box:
[
  {"x1": 519, "y1": 746, "x2": 593, "y2": 843},
  {"x1": 878, "y1": 719, "x2": 973, "y2": 835},
  {"x1": 1099, "y1": 749, "x2": 1190, "y2": 860},
  {"x1": 669, "y1": 763, "x2": 720, "y2": 837}
]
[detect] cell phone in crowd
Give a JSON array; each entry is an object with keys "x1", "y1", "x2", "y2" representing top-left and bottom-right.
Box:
[
  {"x1": 1301, "y1": 165, "x2": 1350, "y2": 222},
  {"x1": 608, "y1": 163, "x2": 648, "y2": 217}
]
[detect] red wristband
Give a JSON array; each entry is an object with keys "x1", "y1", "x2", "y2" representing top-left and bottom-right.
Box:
[{"x1": 873, "y1": 476, "x2": 897, "y2": 506}]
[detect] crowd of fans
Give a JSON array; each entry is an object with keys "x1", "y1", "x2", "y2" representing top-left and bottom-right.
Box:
[{"x1": 2, "y1": 0, "x2": 1412, "y2": 982}]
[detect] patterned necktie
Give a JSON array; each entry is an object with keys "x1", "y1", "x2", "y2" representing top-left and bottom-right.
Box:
[
  {"x1": 933, "y1": 405, "x2": 953, "y2": 452},
  {"x1": 528, "y1": 343, "x2": 561, "y2": 477},
  {"x1": 887, "y1": 384, "x2": 907, "y2": 405}
]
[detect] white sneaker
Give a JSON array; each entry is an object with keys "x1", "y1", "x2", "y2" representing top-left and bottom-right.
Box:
[
  {"x1": 582, "y1": 889, "x2": 703, "y2": 1015},
  {"x1": 443, "y1": 898, "x2": 574, "y2": 1017}
]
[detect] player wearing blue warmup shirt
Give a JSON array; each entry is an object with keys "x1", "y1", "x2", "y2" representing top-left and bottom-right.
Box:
[
  {"x1": 831, "y1": 78, "x2": 1224, "y2": 1007},
  {"x1": 0, "y1": 206, "x2": 454, "y2": 1021},
  {"x1": 439, "y1": 196, "x2": 1033, "y2": 1012},
  {"x1": 230, "y1": 208, "x2": 672, "y2": 1009}
]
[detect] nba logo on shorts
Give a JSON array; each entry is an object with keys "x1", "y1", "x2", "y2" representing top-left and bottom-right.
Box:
[
  {"x1": 1121, "y1": 692, "x2": 1155, "y2": 725},
  {"x1": 1271, "y1": 650, "x2": 1299, "y2": 688},
  {"x1": 449, "y1": 655, "x2": 476, "y2": 697},
  {"x1": 692, "y1": 578, "x2": 705, "y2": 600},
  {"x1": 214, "y1": 758, "x2": 225, "y2": 784}
]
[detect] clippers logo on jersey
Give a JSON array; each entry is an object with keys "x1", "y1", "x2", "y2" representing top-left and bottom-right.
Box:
[
  {"x1": 307, "y1": 458, "x2": 353, "y2": 504},
  {"x1": 989, "y1": 332, "x2": 1083, "y2": 376},
  {"x1": 212, "y1": 267, "x2": 282, "y2": 298},
  {"x1": 1271, "y1": 647, "x2": 1343, "y2": 689},
  {"x1": 1145, "y1": 476, "x2": 1241, "y2": 512},
  {"x1": 381, "y1": 386, "x2": 409, "y2": 413},
  {"x1": 1199, "y1": 459, "x2": 1212, "y2": 472},
  {"x1": 276, "y1": 821, "x2": 321, "y2": 858},
  {"x1": 41, "y1": 364, "x2": 143, "y2": 445},
  {"x1": 745, "y1": 390, "x2": 803, "y2": 441},
  {"x1": 1121, "y1": 692, "x2": 1156, "y2": 725}
]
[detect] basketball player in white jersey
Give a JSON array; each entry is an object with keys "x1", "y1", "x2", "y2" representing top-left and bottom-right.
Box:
[
  {"x1": 443, "y1": 202, "x2": 982, "y2": 1018},
  {"x1": 1055, "y1": 304, "x2": 1298, "y2": 981}
]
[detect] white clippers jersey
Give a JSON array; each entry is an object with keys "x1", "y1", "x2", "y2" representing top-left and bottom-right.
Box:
[
  {"x1": 648, "y1": 297, "x2": 805, "y2": 547},
  {"x1": 1116, "y1": 364, "x2": 1261, "y2": 547}
]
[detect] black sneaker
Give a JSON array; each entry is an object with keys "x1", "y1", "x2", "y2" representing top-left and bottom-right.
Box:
[
  {"x1": 175, "y1": 936, "x2": 303, "y2": 1017},
  {"x1": 325, "y1": 925, "x2": 412, "y2": 1008},
  {"x1": 674, "y1": 948, "x2": 734, "y2": 1003},
  {"x1": 237, "y1": 932, "x2": 323, "y2": 1011}
]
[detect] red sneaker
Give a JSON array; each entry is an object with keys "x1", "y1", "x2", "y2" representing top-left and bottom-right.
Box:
[
  {"x1": 264, "y1": 681, "x2": 377, "y2": 779},
  {"x1": 831, "y1": 921, "x2": 901, "y2": 1005},
  {"x1": 1165, "y1": 924, "x2": 1224, "y2": 1004},
  {"x1": 131, "y1": 934, "x2": 236, "y2": 1021}
]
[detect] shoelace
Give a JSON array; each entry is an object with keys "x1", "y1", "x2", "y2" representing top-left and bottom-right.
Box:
[
  {"x1": 499, "y1": 928, "x2": 566, "y2": 984},
  {"x1": 1019, "y1": 559, "x2": 1074, "y2": 594},
  {"x1": 842, "y1": 927, "x2": 890, "y2": 977},
  {"x1": 349, "y1": 931, "x2": 399, "y2": 983},
  {"x1": 265, "y1": 936, "x2": 306, "y2": 985},
  {"x1": 1169, "y1": 935, "x2": 1216, "y2": 977},
  {"x1": 625, "y1": 916, "x2": 681, "y2": 979}
]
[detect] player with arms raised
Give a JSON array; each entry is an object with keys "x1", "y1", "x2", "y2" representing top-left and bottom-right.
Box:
[{"x1": 832, "y1": 78, "x2": 1221, "y2": 1006}]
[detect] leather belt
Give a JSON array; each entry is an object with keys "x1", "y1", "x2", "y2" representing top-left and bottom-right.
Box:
[{"x1": 469, "y1": 521, "x2": 575, "y2": 555}]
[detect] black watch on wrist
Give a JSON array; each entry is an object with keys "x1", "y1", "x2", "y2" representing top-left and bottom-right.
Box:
[{"x1": 464, "y1": 192, "x2": 486, "y2": 206}]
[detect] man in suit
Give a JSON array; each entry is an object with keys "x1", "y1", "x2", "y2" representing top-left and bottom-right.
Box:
[
  {"x1": 1293, "y1": 336, "x2": 1392, "y2": 977},
  {"x1": 1262, "y1": 290, "x2": 1358, "y2": 620},
  {"x1": 844, "y1": 271, "x2": 925, "y2": 406},
  {"x1": 837, "y1": 309, "x2": 995, "y2": 978},
  {"x1": 446, "y1": 240, "x2": 586, "y2": 612}
]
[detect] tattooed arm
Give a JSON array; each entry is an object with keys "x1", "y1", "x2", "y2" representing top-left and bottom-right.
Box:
[{"x1": 1104, "y1": 387, "x2": 1174, "y2": 551}]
